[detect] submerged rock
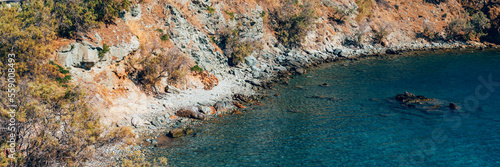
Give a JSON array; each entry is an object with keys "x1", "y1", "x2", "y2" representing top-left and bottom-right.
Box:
[
  {"x1": 319, "y1": 83, "x2": 330, "y2": 87},
  {"x1": 449, "y1": 103, "x2": 460, "y2": 110},
  {"x1": 392, "y1": 92, "x2": 461, "y2": 114},
  {"x1": 394, "y1": 91, "x2": 431, "y2": 103},
  {"x1": 233, "y1": 101, "x2": 246, "y2": 109},
  {"x1": 287, "y1": 109, "x2": 302, "y2": 113},
  {"x1": 167, "y1": 128, "x2": 185, "y2": 138},
  {"x1": 232, "y1": 109, "x2": 243, "y2": 115}
]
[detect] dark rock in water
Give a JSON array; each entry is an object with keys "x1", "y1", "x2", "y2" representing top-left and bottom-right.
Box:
[
  {"x1": 167, "y1": 127, "x2": 196, "y2": 138},
  {"x1": 232, "y1": 109, "x2": 243, "y2": 115},
  {"x1": 295, "y1": 68, "x2": 306, "y2": 75},
  {"x1": 393, "y1": 92, "x2": 461, "y2": 114},
  {"x1": 167, "y1": 128, "x2": 185, "y2": 138},
  {"x1": 293, "y1": 86, "x2": 306, "y2": 90},
  {"x1": 449, "y1": 103, "x2": 460, "y2": 110},
  {"x1": 310, "y1": 95, "x2": 325, "y2": 99},
  {"x1": 185, "y1": 128, "x2": 194, "y2": 135},
  {"x1": 233, "y1": 101, "x2": 246, "y2": 109},
  {"x1": 394, "y1": 91, "x2": 431, "y2": 103},
  {"x1": 319, "y1": 83, "x2": 330, "y2": 87},
  {"x1": 274, "y1": 94, "x2": 280, "y2": 97},
  {"x1": 287, "y1": 109, "x2": 301, "y2": 113},
  {"x1": 233, "y1": 94, "x2": 258, "y2": 103},
  {"x1": 306, "y1": 95, "x2": 338, "y2": 101}
]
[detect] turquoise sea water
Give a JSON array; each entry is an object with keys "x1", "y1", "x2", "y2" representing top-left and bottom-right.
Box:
[{"x1": 152, "y1": 50, "x2": 500, "y2": 166}]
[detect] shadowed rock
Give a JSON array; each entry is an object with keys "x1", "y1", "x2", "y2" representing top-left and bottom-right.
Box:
[
  {"x1": 167, "y1": 127, "x2": 195, "y2": 138},
  {"x1": 175, "y1": 107, "x2": 205, "y2": 120}
]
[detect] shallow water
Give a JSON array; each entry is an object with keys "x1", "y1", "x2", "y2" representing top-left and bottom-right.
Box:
[{"x1": 151, "y1": 50, "x2": 500, "y2": 166}]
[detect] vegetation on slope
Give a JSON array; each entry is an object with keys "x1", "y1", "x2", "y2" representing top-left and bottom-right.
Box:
[
  {"x1": 269, "y1": 0, "x2": 316, "y2": 48},
  {"x1": 217, "y1": 25, "x2": 261, "y2": 66},
  {"x1": 0, "y1": 0, "x2": 134, "y2": 166}
]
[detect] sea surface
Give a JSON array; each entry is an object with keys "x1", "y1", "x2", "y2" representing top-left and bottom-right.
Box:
[{"x1": 151, "y1": 50, "x2": 500, "y2": 166}]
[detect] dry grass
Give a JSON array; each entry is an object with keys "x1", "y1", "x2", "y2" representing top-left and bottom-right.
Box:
[{"x1": 356, "y1": 0, "x2": 374, "y2": 22}]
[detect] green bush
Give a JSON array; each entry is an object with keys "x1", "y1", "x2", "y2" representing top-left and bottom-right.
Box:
[
  {"x1": 471, "y1": 12, "x2": 491, "y2": 36},
  {"x1": 225, "y1": 11, "x2": 235, "y2": 21},
  {"x1": 207, "y1": 6, "x2": 215, "y2": 14},
  {"x1": 191, "y1": 62, "x2": 204, "y2": 73},
  {"x1": 447, "y1": 12, "x2": 490, "y2": 41},
  {"x1": 98, "y1": 43, "x2": 110, "y2": 59},
  {"x1": 0, "y1": 1, "x2": 132, "y2": 166},
  {"x1": 161, "y1": 34, "x2": 169, "y2": 41},
  {"x1": 54, "y1": 0, "x2": 131, "y2": 38},
  {"x1": 49, "y1": 61, "x2": 72, "y2": 84},
  {"x1": 269, "y1": 0, "x2": 316, "y2": 48}
]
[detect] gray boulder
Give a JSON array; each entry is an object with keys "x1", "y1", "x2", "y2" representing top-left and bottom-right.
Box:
[
  {"x1": 198, "y1": 106, "x2": 212, "y2": 114},
  {"x1": 131, "y1": 116, "x2": 148, "y2": 128},
  {"x1": 175, "y1": 106, "x2": 205, "y2": 120},
  {"x1": 245, "y1": 55, "x2": 258, "y2": 67},
  {"x1": 107, "y1": 36, "x2": 140, "y2": 63},
  {"x1": 56, "y1": 41, "x2": 100, "y2": 69},
  {"x1": 214, "y1": 101, "x2": 228, "y2": 112},
  {"x1": 131, "y1": 4, "x2": 141, "y2": 17}
]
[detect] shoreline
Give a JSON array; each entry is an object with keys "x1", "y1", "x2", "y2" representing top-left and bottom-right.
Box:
[{"x1": 87, "y1": 41, "x2": 499, "y2": 166}]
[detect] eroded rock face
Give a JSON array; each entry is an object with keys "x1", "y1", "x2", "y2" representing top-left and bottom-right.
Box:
[
  {"x1": 107, "y1": 36, "x2": 140, "y2": 63},
  {"x1": 56, "y1": 41, "x2": 100, "y2": 69},
  {"x1": 165, "y1": 4, "x2": 228, "y2": 76},
  {"x1": 56, "y1": 36, "x2": 139, "y2": 69}
]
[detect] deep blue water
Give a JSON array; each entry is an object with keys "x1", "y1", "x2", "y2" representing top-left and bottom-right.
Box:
[{"x1": 152, "y1": 50, "x2": 500, "y2": 166}]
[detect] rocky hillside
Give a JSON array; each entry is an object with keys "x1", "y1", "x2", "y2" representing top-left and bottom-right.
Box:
[
  {"x1": 50, "y1": 0, "x2": 499, "y2": 126},
  {"x1": 1, "y1": 0, "x2": 499, "y2": 166}
]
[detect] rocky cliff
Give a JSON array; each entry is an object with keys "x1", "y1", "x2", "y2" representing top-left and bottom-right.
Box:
[{"x1": 50, "y1": 0, "x2": 499, "y2": 132}]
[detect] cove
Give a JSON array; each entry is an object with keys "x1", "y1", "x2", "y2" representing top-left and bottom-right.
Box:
[{"x1": 151, "y1": 50, "x2": 500, "y2": 166}]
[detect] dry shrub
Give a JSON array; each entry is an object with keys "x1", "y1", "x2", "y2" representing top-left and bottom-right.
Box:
[
  {"x1": 269, "y1": 0, "x2": 316, "y2": 48},
  {"x1": 375, "y1": 0, "x2": 390, "y2": 9},
  {"x1": 199, "y1": 71, "x2": 219, "y2": 90},
  {"x1": 328, "y1": 6, "x2": 354, "y2": 24},
  {"x1": 217, "y1": 25, "x2": 261, "y2": 66},
  {"x1": 374, "y1": 24, "x2": 390, "y2": 45},
  {"x1": 421, "y1": 21, "x2": 440, "y2": 41},
  {"x1": 129, "y1": 48, "x2": 191, "y2": 93},
  {"x1": 355, "y1": 0, "x2": 374, "y2": 22}
]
